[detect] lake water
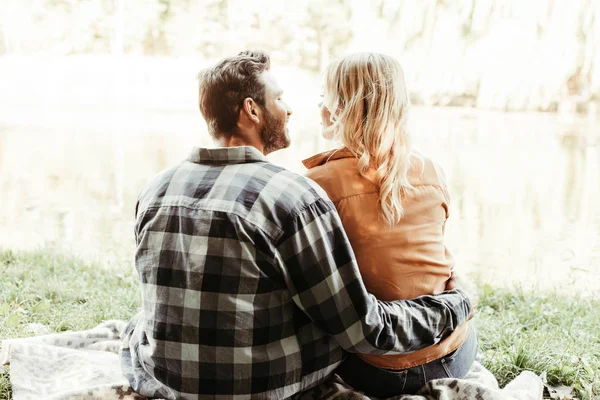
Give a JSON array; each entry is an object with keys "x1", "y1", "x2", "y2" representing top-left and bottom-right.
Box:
[{"x1": 0, "y1": 62, "x2": 599, "y2": 293}]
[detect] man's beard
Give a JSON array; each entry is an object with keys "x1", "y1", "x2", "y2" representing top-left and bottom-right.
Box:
[{"x1": 260, "y1": 109, "x2": 290, "y2": 155}]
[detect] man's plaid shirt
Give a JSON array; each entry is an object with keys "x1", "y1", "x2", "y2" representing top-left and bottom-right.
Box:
[{"x1": 120, "y1": 146, "x2": 471, "y2": 400}]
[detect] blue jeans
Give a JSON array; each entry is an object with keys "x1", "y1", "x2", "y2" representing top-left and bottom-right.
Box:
[{"x1": 336, "y1": 327, "x2": 478, "y2": 398}]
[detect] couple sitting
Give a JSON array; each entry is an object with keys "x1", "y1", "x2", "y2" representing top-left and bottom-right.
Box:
[{"x1": 120, "y1": 50, "x2": 477, "y2": 399}]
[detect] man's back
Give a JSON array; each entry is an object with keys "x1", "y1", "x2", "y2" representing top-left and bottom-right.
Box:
[{"x1": 122, "y1": 146, "x2": 341, "y2": 399}]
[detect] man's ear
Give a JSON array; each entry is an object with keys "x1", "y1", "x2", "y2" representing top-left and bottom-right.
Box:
[{"x1": 241, "y1": 97, "x2": 261, "y2": 124}]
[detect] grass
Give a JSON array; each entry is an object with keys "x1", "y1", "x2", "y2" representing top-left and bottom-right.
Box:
[
  {"x1": 476, "y1": 284, "x2": 600, "y2": 399},
  {"x1": 0, "y1": 249, "x2": 140, "y2": 399},
  {"x1": 0, "y1": 249, "x2": 599, "y2": 399}
]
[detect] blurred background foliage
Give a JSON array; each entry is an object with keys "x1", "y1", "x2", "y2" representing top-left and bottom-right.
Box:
[{"x1": 1, "y1": 0, "x2": 599, "y2": 113}]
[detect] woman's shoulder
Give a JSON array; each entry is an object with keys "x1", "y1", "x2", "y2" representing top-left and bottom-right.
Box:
[
  {"x1": 408, "y1": 152, "x2": 449, "y2": 189},
  {"x1": 303, "y1": 148, "x2": 354, "y2": 168},
  {"x1": 303, "y1": 148, "x2": 356, "y2": 180},
  {"x1": 303, "y1": 149, "x2": 377, "y2": 202}
]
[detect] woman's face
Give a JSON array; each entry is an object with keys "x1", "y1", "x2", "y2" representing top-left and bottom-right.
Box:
[{"x1": 319, "y1": 95, "x2": 334, "y2": 140}]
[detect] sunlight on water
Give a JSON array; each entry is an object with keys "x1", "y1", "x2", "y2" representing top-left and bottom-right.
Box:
[{"x1": 0, "y1": 58, "x2": 598, "y2": 294}]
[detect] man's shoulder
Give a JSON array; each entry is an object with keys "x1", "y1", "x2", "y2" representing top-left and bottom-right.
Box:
[
  {"x1": 252, "y1": 162, "x2": 333, "y2": 216},
  {"x1": 136, "y1": 162, "x2": 184, "y2": 203},
  {"x1": 135, "y1": 159, "x2": 333, "y2": 236}
]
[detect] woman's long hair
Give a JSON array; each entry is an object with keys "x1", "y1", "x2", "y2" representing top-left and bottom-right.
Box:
[{"x1": 323, "y1": 52, "x2": 418, "y2": 225}]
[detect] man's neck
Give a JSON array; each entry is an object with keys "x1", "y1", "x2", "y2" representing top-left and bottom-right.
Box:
[{"x1": 215, "y1": 135, "x2": 265, "y2": 155}]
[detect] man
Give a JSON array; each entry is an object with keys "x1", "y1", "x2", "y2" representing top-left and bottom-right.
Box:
[{"x1": 120, "y1": 50, "x2": 472, "y2": 399}]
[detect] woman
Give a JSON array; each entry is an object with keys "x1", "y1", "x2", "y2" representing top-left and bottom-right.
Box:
[{"x1": 303, "y1": 53, "x2": 477, "y2": 398}]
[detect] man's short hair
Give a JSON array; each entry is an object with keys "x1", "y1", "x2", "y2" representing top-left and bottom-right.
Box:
[{"x1": 197, "y1": 50, "x2": 271, "y2": 139}]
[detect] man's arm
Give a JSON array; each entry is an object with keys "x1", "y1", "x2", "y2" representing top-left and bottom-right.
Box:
[
  {"x1": 276, "y1": 198, "x2": 471, "y2": 355},
  {"x1": 447, "y1": 270, "x2": 478, "y2": 319}
]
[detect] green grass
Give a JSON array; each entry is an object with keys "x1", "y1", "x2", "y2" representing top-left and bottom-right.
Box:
[
  {"x1": 0, "y1": 249, "x2": 141, "y2": 399},
  {"x1": 476, "y1": 284, "x2": 600, "y2": 399},
  {"x1": 1, "y1": 249, "x2": 599, "y2": 399}
]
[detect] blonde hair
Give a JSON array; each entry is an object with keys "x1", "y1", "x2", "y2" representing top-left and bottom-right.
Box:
[{"x1": 323, "y1": 52, "x2": 416, "y2": 225}]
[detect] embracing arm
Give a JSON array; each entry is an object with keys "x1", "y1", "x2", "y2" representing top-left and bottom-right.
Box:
[{"x1": 276, "y1": 198, "x2": 472, "y2": 355}]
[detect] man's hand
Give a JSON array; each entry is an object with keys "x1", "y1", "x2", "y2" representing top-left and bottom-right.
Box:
[
  {"x1": 446, "y1": 270, "x2": 478, "y2": 319},
  {"x1": 446, "y1": 273, "x2": 457, "y2": 291}
]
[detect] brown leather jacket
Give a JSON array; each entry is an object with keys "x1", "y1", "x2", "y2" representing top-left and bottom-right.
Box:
[{"x1": 303, "y1": 148, "x2": 469, "y2": 370}]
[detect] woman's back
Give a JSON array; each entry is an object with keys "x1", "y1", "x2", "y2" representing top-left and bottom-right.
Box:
[
  {"x1": 304, "y1": 148, "x2": 469, "y2": 369},
  {"x1": 312, "y1": 52, "x2": 474, "y2": 380}
]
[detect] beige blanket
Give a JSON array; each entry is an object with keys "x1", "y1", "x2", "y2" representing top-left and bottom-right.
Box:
[{"x1": 1, "y1": 321, "x2": 543, "y2": 400}]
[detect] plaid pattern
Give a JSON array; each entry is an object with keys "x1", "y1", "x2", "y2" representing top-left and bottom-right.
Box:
[{"x1": 120, "y1": 146, "x2": 472, "y2": 400}]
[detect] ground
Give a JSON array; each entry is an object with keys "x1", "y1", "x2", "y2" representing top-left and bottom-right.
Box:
[{"x1": 0, "y1": 249, "x2": 598, "y2": 400}]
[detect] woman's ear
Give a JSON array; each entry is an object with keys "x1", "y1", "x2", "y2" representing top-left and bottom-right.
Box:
[{"x1": 241, "y1": 98, "x2": 260, "y2": 124}]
